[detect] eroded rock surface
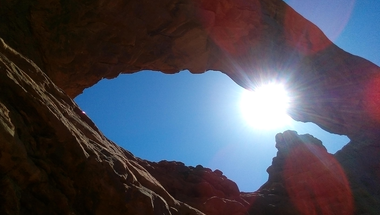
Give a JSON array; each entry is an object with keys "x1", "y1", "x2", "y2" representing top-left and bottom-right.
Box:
[
  {"x1": 1, "y1": 0, "x2": 380, "y2": 214},
  {"x1": 261, "y1": 131, "x2": 354, "y2": 215},
  {"x1": 141, "y1": 161, "x2": 247, "y2": 215},
  {"x1": 0, "y1": 39, "x2": 204, "y2": 215},
  {"x1": 2, "y1": 0, "x2": 380, "y2": 137}
]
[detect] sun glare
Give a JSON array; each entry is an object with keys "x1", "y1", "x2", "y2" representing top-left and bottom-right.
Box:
[{"x1": 240, "y1": 83, "x2": 291, "y2": 130}]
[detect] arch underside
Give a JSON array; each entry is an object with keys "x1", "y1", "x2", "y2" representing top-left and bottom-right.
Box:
[{"x1": 2, "y1": 0, "x2": 375, "y2": 138}]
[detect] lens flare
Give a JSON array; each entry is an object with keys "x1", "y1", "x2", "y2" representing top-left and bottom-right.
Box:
[
  {"x1": 196, "y1": 0, "x2": 262, "y2": 56},
  {"x1": 364, "y1": 74, "x2": 380, "y2": 123},
  {"x1": 240, "y1": 83, "x2": 291, "y2": 129},
  {"x1": 284, "y1": 143, "x2": 353, "y2": 215}
]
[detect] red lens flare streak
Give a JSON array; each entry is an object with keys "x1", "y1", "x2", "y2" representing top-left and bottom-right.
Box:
[
  {"x1": 197, "y1": 0, "x2": 262, "y2": 56},
  {"x1": 284, "y1": 143, "x2": 353, "y2": 215},
  {"x1": 364, "y1": 74, "x2": 380, "y2": 123}
]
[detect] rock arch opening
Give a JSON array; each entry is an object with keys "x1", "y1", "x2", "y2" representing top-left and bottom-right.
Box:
[
  {"x1": 2, "y1": 0, "x2": 380, "y2": 213},
  {"x1": 74, "y1": 70, "x2": 349, "y2": 191}
]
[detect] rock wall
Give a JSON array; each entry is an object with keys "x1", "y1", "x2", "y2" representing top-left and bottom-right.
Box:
[
  {"x1": 0, "y1": 39, "x2": 203, "y2": 214},
  {"x1": 1, "y1": 0, "x2": 380, "y2": 214}
]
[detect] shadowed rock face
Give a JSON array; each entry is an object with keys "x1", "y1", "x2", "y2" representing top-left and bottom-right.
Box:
[
  {"x1": 2, "y1": 0, "x2": 380, "y2": 137},
  {"x1": 0, "y1": 38, "x2": 205, "y2": 214},
  {"x1": 1, "y1": 0, "x2": 380, "y2": 214}
]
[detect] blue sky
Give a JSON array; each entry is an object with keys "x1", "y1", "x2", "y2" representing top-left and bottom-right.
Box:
[{"x1": 75, "y1": 1, "x2": 380, "y2": 192}]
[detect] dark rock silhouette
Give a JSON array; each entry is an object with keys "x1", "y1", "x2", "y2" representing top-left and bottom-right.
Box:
[
  {"x1": 1, "y1": 0, "x2": 380, "y2": 214},
  {"x1": 0, "y1": 39, "x2": 204, "y2": 214}
]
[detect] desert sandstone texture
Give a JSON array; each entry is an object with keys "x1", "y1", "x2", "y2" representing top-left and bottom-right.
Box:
[{"x1": 1, "y1": 0, "x2": 380, "y2": 214}]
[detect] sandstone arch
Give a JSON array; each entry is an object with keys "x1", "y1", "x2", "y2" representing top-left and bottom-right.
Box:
[
  {"x1": 2, "y1": 0, "x2": 379, "y2": 137},
  {"x1": 1, "y1": 0, "x2": 380, "y2": 214}
]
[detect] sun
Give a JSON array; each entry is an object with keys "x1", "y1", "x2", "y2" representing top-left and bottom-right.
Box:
[{"x1": 240, "y1": 82, "x2": 292, "y2": 130}]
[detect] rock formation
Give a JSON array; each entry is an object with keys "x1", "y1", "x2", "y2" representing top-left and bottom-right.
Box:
[
  {"x1": 0, "y1": 38, "x2": 204, "y2": 214},
  {"x1": 1, "y1": 0, "x2": 380, "y2": 214},
  {"x1": 2, "y1": 0, "x2": 379, "y2": 137}
]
